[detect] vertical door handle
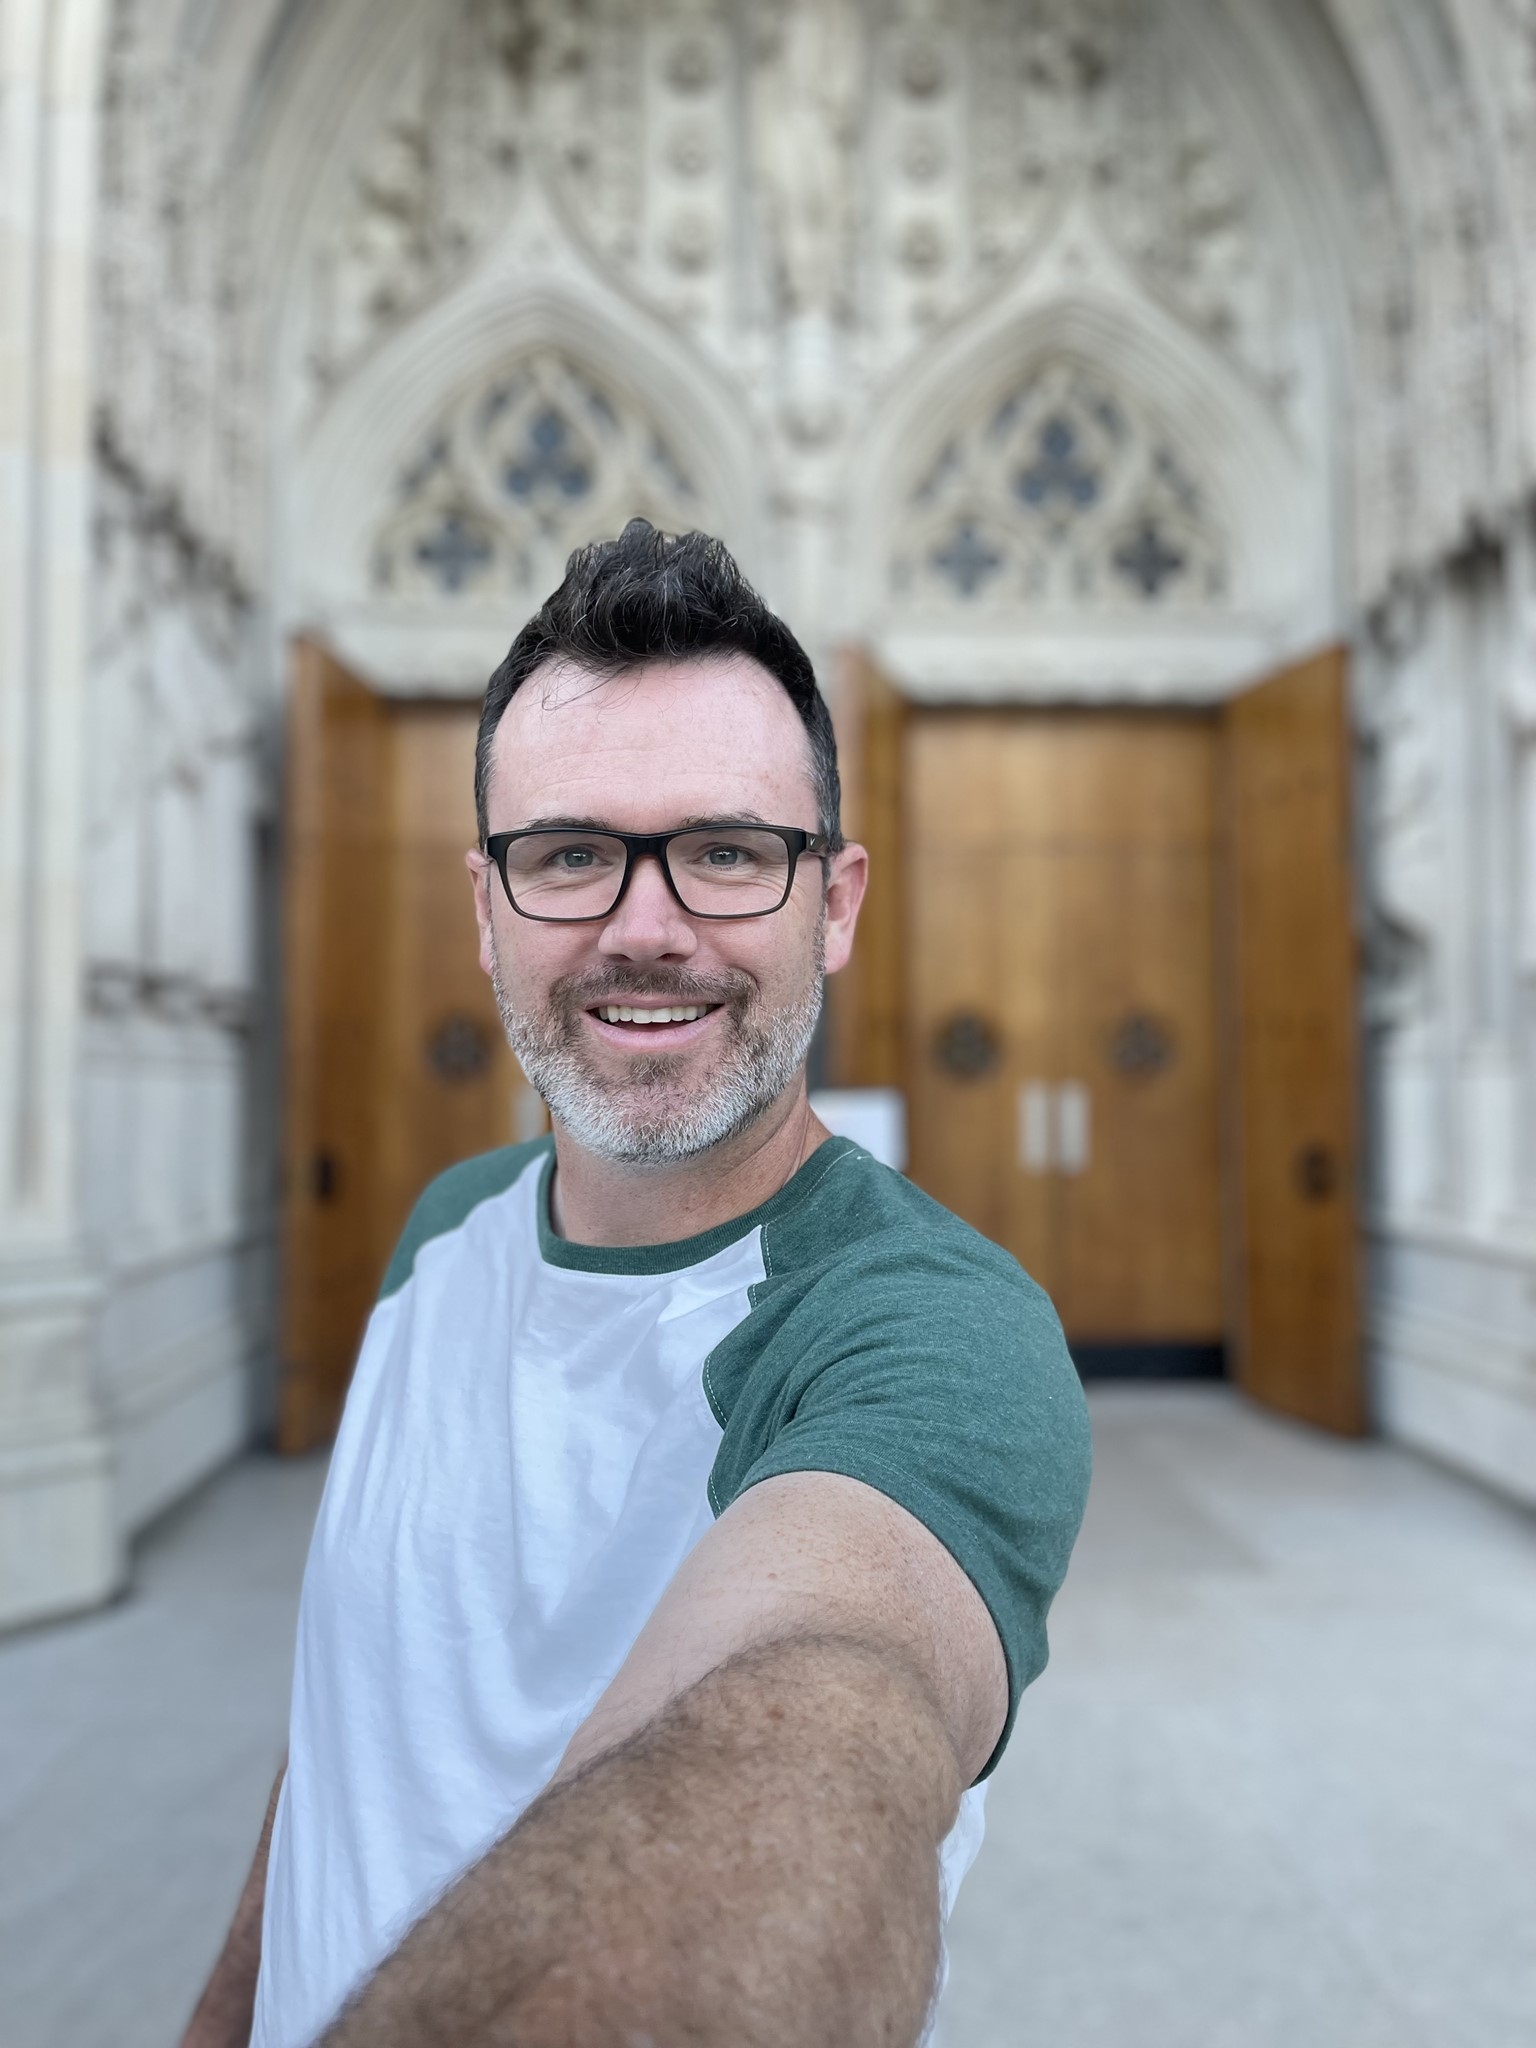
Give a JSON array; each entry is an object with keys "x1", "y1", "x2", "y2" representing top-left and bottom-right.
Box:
[
  {"x1": 1056, "y1": 1082, "x2": 1091, "y2": 1175},
  {"x1": 1018, "y1": 1082, "x2": 1053, "y2": 1172}
]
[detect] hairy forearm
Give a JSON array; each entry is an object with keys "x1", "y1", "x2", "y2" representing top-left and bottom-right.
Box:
[
  {"x1": 321, "y1": 1636, "x2": 962, "y2": 2048},
  {"x1": 181, "y1": 1766, "x2": 284, "y2": 2048}
]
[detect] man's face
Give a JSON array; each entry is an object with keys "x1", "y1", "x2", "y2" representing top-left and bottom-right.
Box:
[{"x1": 468, "y1": 656, "x2": 867, "y2": 1165}]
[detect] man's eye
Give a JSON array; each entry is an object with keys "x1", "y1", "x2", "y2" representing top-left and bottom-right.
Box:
[
  {"x1": 551, "y1": 845, "x2": 599, "y2": 871},
  {"x1": 701, "y1": 844, "x2": 755, "y2": 868}
]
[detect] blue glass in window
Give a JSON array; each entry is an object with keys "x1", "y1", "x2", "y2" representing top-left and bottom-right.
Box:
[
  {"x1": 1014, "y1": 415, "x2": 1101, "y2": 511},
  {"x1": 502, "y1": 408, "x2": 594, "y2": 502},
  {"x1": 400, "y1": 433, "x2": 452, "y2": 500},
  {"x1": 988, "y1": 391, "x2": 1025, "y2": 441},
  {"x1": 931, "y1": 520, "x2": 1003, "y2": 597},
  {"x1": 913, "y1": 439, "x2": 961, "y2": 505},
  {"x1": 415, "y1": 512, "x2": 494, "y2": 592},
  {"x1": 584, "y1": 385, "x2": 619, "y2": 432},
  {"x1": 1113, "y1": 520, "x2": 1186, "y2": 597}
]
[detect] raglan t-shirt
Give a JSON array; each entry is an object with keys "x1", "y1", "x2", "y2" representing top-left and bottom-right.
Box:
[{"x1": 250, "y1": 1136, "x2": 1091, "y2": 2048}]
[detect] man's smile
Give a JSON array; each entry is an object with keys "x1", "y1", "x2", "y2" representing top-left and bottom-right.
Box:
[
  {"x1": 583, "y1": 1002, "x2": 725, "y2": 1048},
  {"x1": 595, "y1": 1003, "x2": 711, "y2": 1025}
]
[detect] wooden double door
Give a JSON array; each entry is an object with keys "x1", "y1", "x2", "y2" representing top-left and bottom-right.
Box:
[
  {"x1": 906, "y1": 710, "x2": 1225, "y2": 1355},
  {"x1": 834, "y1": 649, "x2": 1365, "y2": 1435}
]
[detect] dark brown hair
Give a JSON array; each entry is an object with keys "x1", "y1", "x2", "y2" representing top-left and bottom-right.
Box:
[{"x1": 474, "y1": 519, "x2": 842, "y2": 848}]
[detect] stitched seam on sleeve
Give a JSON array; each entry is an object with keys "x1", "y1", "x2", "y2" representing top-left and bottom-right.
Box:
[{"x1": 701, "y1": 1346, "x2": 728, "y2": 1431}]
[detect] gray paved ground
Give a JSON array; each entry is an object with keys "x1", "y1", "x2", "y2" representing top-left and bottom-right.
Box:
[{"x1": 2, "y1": 1388, "x2": 1532, "y2": 2048}]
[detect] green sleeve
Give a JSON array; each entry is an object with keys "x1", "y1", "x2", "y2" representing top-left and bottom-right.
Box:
[
  {"x1": 707, "y1": 1234, "x2": 1091, "y2": 1779},
  {"x1": 377, "y1": 1138, "x2": 550, "y2": 1300}
]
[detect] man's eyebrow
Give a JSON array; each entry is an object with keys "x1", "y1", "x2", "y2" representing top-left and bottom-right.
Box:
[
  {"x1": 506, "y1": 810, "x2": 775, "y2": 832},
  {"x1": 675, "y1": 810, "x2": 771, "y2": 828},
  {"x1": 513, "y1": 815, "x2": 615, "y2": 831}
]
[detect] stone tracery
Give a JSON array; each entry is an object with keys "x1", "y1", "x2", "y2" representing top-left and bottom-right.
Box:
[
  {"x1": 891, "y1": 361, "x2": 1227, "y2": 614},
  {"x1": 370, "y1": 350, "x2": 704, "y2": 602}
]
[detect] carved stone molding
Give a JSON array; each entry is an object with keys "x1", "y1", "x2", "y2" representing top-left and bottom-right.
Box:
[
  {"x1": 294, "y1": 0, "x2": 1302, "y2": 435},
  {"x1": 85, "y1": 458, "x2": 263, "y2": 1029},
  {"x1": 97, "y1": 0, "x2": 256, "y2": 583},
  {"x1": 869, "y1": 0, "x2": 1301, "y2": 409},
  {"x1": 305, "y1": 0, "x2": 660, "y2": 399}
]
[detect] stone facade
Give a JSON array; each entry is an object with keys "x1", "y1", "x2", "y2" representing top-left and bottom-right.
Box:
[{"x1": 3, "y1": 0, "x2": 1535, "y2": 1625}]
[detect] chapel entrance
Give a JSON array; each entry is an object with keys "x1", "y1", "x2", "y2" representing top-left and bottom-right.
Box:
[
  {"x1": 280, "y1": 639, "x2": 1366, "y2": 1449},
  {"x1": 831, "y1": 648, "x2": 1366, "y2": 1436}
]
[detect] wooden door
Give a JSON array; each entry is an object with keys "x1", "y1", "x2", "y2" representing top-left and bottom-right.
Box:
[
  {"x1": 1045, "y1": 721, "x2": 1225, "y2": 1343},
  {"x1": 1220, "y1": 649, "x2": 1364, "y2": 1434},
  {"x1": 827, "y1": 650, "x2": 907, "y2": 1090},
  {"x1": 279, "y1": 642, "x2": 532, "y2": 1452},
  {"x1": 375, "y1": 702, "x2": 528, "y2": 1254},
  {"x1": 279, "y1": 643, "x2": 393, "y2": 1453},
  {"x1": 903, "y1": 710, "x2": 1225, "y2": 1348}
]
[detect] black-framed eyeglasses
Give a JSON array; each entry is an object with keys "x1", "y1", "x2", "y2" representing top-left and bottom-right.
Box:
[{"x1": 482, "y1": 823, "x2": 831, "y2": 923}]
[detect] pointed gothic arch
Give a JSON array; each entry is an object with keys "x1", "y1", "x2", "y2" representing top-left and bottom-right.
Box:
[
  {"x1": 284, "y1": 274, "x2": 761, "y2": 692},
  {"x1": 851, "y1": 268, "x2": 1329, "y2": 701}
]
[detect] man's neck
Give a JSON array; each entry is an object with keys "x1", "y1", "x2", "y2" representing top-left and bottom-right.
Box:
[{"x1": 547, "y1": 1085, "x2": 830, "y2": 1248}]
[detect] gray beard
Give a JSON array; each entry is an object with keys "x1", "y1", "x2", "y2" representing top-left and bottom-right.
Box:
[{"x1": 490, "y1": 939, "x2": 825, "y2": 1166}]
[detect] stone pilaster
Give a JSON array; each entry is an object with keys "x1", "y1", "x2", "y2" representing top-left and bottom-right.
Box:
[{"x1": 0, "y1": 0, "x2": 120, "y2": 1627}]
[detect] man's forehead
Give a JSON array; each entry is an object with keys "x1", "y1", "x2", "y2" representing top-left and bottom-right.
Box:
[
  {"x1": 489, "y1": 654, "x2": 817, "y2": 813},
  {"x1": 516, "y1": 652, "x2": 791, "y2": 726}
]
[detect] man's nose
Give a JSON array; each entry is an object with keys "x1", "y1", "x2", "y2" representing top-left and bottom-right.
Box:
[{"x1": 596, "y1": 852, "x2": 698, "y2": 960}]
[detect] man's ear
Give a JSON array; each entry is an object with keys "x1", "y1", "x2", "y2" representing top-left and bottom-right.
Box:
[
  {"x1": 822, "y1": 843, "x2": 869, "y2": 977},
  {"x1": 466, "y1": 849, "x2": 497, "y2": 977}
]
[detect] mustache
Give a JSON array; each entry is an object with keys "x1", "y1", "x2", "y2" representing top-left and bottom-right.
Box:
[{"x1": 551, "y1": 965, "x2": 756, "y2": 1011}]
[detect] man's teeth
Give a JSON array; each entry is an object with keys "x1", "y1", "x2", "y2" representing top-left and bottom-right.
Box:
[{"x1": 597, "y1": 1004, "x2": 708, "y2": 1025}]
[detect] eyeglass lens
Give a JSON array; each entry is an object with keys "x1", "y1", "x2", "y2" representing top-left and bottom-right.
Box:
[{"x1": 501, "y1": 828, "x2": 795, "y2": 918}]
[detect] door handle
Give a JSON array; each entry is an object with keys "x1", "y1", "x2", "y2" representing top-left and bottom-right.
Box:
[
  {"x1": 1018, "y1": 1083, "x2": 1053, "y2": 1172},
  {"x1": 1017, "y1": 1083, "x2": 1091, "y2": 1174},
  {"x1": 1056, "y1": 1082, "x2": 1091, "y2": 1175}
]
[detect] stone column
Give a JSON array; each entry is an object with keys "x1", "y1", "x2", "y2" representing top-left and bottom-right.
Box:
[{"x1": 0, "y1": 0, "x2": 119, "y2": 1627}]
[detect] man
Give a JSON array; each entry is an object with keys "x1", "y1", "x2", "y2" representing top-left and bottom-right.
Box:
[{"x1": 184, "y1": 520, "x2": 1091, "y2": 2048}]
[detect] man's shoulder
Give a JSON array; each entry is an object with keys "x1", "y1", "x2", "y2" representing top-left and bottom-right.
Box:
[
  {"x1": 710, "y1": 1137, "x2": 1070, "y2": 1413},
  {"x1": 765, "y1": 1138, "x2": 1043, "y2": 1304},
  {"x1": 378, "y1": 1137, "x2": 552, "y2": 1302}
]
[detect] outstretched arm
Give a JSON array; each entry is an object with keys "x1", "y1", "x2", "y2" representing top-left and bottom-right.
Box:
[
  {"x1": 180, "y1": 1765, "x2": 284, "y2": 2048},
  {"x1": 319, "y1": 1470, "x2": 1008, "y2": 2048}
]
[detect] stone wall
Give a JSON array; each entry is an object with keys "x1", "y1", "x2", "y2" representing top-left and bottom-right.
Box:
[
  {"x1": 80, "y1": 450, "x2": 274, "y2": 1534},
  {"x1": 1359, "y1": 512, "x2": 1536, "y2": 1499}
]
